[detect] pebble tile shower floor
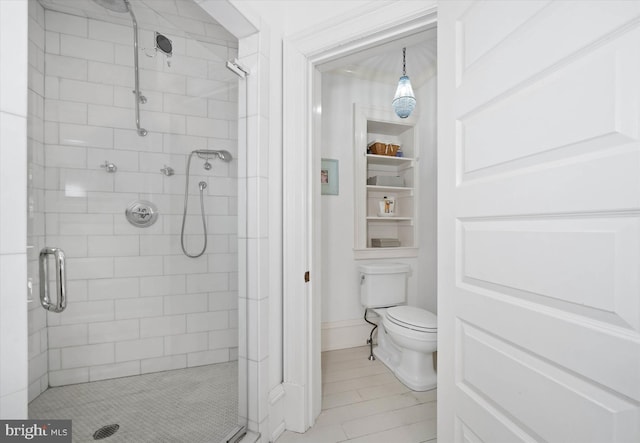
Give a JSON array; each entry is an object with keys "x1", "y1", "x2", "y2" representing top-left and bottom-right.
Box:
[{"x1": 29, "y1": 362, "x2": 238, "y2": 443}]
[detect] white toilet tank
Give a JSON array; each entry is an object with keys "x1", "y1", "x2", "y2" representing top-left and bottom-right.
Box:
[{"x1": 359, "y1": 262, "x2": 410, "y2": 308}]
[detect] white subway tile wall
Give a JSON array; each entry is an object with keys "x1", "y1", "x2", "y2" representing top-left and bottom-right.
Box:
[
  {"x1": 26, "y1": 0, "x2": 49, "y2": 404},
  {"x1": 27, "y1": 0, "x2": 239, "y2": 398}
]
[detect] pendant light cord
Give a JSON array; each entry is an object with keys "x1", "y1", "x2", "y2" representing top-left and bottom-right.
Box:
[{"x1": 402, "y1": 47, "x2": 406, "y2": 76}]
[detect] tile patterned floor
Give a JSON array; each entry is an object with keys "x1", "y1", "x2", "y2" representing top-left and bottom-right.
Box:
[
  {"x1": 278, "y1": 346, "x2": 437, "y2": 443},
  {"x1": 29, "y1": 362, "x2": 239, "y2": 443}
]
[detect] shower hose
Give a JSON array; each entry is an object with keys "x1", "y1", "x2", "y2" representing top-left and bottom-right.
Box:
[{"x1": 180, "y1": 152, "x2": 208, "y2": 258}]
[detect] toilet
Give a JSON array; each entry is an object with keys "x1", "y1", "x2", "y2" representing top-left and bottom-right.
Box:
[{"x1": 359, "y1": 262, "x2": 437, "y2": 391}]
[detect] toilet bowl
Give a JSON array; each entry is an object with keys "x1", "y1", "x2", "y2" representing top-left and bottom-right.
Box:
[
  {"x1": 359, "y1": 262, "x2": 437, "y2": 392},
  {"x1": 373, "y1": 306, "x2": 437, "y2": 391}
]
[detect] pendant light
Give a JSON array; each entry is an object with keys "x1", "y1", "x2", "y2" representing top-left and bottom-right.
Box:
[{"x1": 392, "y1": 47, "x2": 416, "y2": 119}]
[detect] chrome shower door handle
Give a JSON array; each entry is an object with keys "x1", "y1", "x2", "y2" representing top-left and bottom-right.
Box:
[{"x1": 39, "y1": 247, "x2": 67, "y2": 313}]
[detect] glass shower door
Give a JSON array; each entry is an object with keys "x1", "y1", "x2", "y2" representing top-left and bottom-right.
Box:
[{"x1": 26, "y1": 0, "x2": 246, "y2": 441}]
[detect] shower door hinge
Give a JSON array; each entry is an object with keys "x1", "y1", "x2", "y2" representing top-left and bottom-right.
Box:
[{"x1": 304, "y1": 271, "x2": 310, "y2": 283}]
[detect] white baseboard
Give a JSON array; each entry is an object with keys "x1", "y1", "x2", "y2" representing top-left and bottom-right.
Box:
[
  {"x1": 321, "y1": 316, "x2": 379, "y2": 352},
  {"x1": 268, "y1": 384, "x2": 286, "y2": 442},
  {"x1": 282, "y1": 382, "x2": 307, "y2": 433},
  {"x1": 270, "y1": 422, "x2": 286, "y2": 443}
]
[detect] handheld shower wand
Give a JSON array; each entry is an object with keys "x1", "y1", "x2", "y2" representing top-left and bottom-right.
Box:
[{"x1": 180, "y1": 150, "x2": 232, "y2": 258}]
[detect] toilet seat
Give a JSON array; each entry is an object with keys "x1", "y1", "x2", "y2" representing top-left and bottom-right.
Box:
[{"x1": 385, "y1": 306, "x2": 437, "y2": 333}]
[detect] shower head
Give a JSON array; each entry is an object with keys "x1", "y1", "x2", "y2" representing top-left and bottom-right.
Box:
[
  {"x1": 92, "y1": 0, "x2": 130, "y2": 13},
  {"x1": 215, "y1": 150, "x2": 232, "y2": 162}
]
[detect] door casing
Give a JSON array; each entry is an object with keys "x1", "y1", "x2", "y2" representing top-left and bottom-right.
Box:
[{"x1": 281, "y1": 1, "x2": 438, "y2": 432}]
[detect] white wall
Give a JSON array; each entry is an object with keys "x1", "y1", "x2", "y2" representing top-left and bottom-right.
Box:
[
  {"x1": 320, "y1": 71, "x2": 437, "y2": 350},
  {"x1": 26, "y1": 0, "x2": 240, "y2": 397},
  {"x1": 0, "y1": 0, "x2": 29, "y2": 419},
  {"x1": 417, "y1": 75, "x2": 437, "y2": 314}
]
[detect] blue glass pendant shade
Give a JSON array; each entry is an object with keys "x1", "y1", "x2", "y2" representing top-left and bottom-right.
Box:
[{"x1": 392, "y1": 75, "x2": 416, "y2": 119}]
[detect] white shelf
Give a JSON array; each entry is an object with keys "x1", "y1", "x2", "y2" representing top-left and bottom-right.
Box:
[
  {"x1": 366, "y1": 216, "x2": 413, "y2": 222},
  {"x1": 368, "y1": 120, "x2": 414, "y2": 135},
  {"x1": 366, "y1": 154, "x2": 414, "y2": 166},
  {"x1": 366, "y1": 185, "x2": 413, "y2": 194}
]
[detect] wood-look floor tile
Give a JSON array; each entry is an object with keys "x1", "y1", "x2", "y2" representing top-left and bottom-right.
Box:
[
  {"x1": 342, "y1": 402, "x2": 437, "y2": 439},
  {"x1": 322, "y1": 389, "x2": 363, "y2": 409},
  {"x1": 323, "y1": 372, "x2": 398, "y2": 396},
  {"x1": 341, "y1": 419, "x2": 437, "y2": 443},
  {"x1": 322, "y1": 346, "x2": 370, "y2": 365},
  {"x1": 357, "y1": 379, "x2": 409, "y2": 401},
  {"x1": 322, "y1": 363, "x2": 389, "y2": 384},
  {"x1": 322, "y1": 356, "x2": 376, "y2": 374},
  {"x1": 315, "y1": 392, "x2": 420, "y2": 427},
  {"x1": 279, "y1": 346, "x2": 438, "y2": 442},
  {"x1": 409, "y1": 388, "x2": 437, "y2": 404}
]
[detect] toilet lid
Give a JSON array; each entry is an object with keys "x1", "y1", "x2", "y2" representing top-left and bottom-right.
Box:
[{"x1": 386, "y1": 306, "x2": 437, "y2": 332}]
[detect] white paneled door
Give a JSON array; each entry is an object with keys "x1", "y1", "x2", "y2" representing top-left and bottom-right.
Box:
[{"x1": 438, "y1": 1, "x2": 640, "y2": 442}]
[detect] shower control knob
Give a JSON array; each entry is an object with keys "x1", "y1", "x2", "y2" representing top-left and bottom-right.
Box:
[
  {"x1": 125, "y1": 200, "x2": 158, "y2": 228},
  {"x1": 100, "y1": 161, "x2": 117, "y2": 172},
  {"x1": 131, "y1": 208, "x2": 149, "y2": 218}
]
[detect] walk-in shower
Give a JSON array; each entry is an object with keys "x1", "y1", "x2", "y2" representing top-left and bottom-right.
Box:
[
  {"x1": 181, "y1": 150, "x2": 233, "y2": 258},
  {"x1": 26, "y1": 0, "x2": 245, "y2": 441},
  {"x1": 92, "y1": 0, "x2": 147, "y2": 136}
]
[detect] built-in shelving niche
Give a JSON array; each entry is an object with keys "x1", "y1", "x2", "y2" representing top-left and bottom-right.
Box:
[{"x1": 353, "y1": 104, "x2": 419, "y2": 259}]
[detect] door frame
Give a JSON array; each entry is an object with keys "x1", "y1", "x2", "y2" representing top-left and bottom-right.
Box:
[{"x1": 281, "y1": 1, "x2": 438, "y2": 431}]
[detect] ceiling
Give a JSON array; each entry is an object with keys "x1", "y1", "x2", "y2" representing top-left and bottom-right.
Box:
[{"x1": 319, "y1": 28, "x2": 437, "y2": 89}]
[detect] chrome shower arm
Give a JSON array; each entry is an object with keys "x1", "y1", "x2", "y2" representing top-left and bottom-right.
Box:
[{"x1": 193, "y1": 149, "x2": 233, "y2": 162}]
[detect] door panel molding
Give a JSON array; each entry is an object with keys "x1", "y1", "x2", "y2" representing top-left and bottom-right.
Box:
[
  {"x1": 458, "y1": 321, "x2": 638, "y2": 443},
  {"x1": 439, "y1": 1, "x2": 640, "y2": 441},
  {"x1": 461, "y1": 216, "x2": 640, "y2": 330}
]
